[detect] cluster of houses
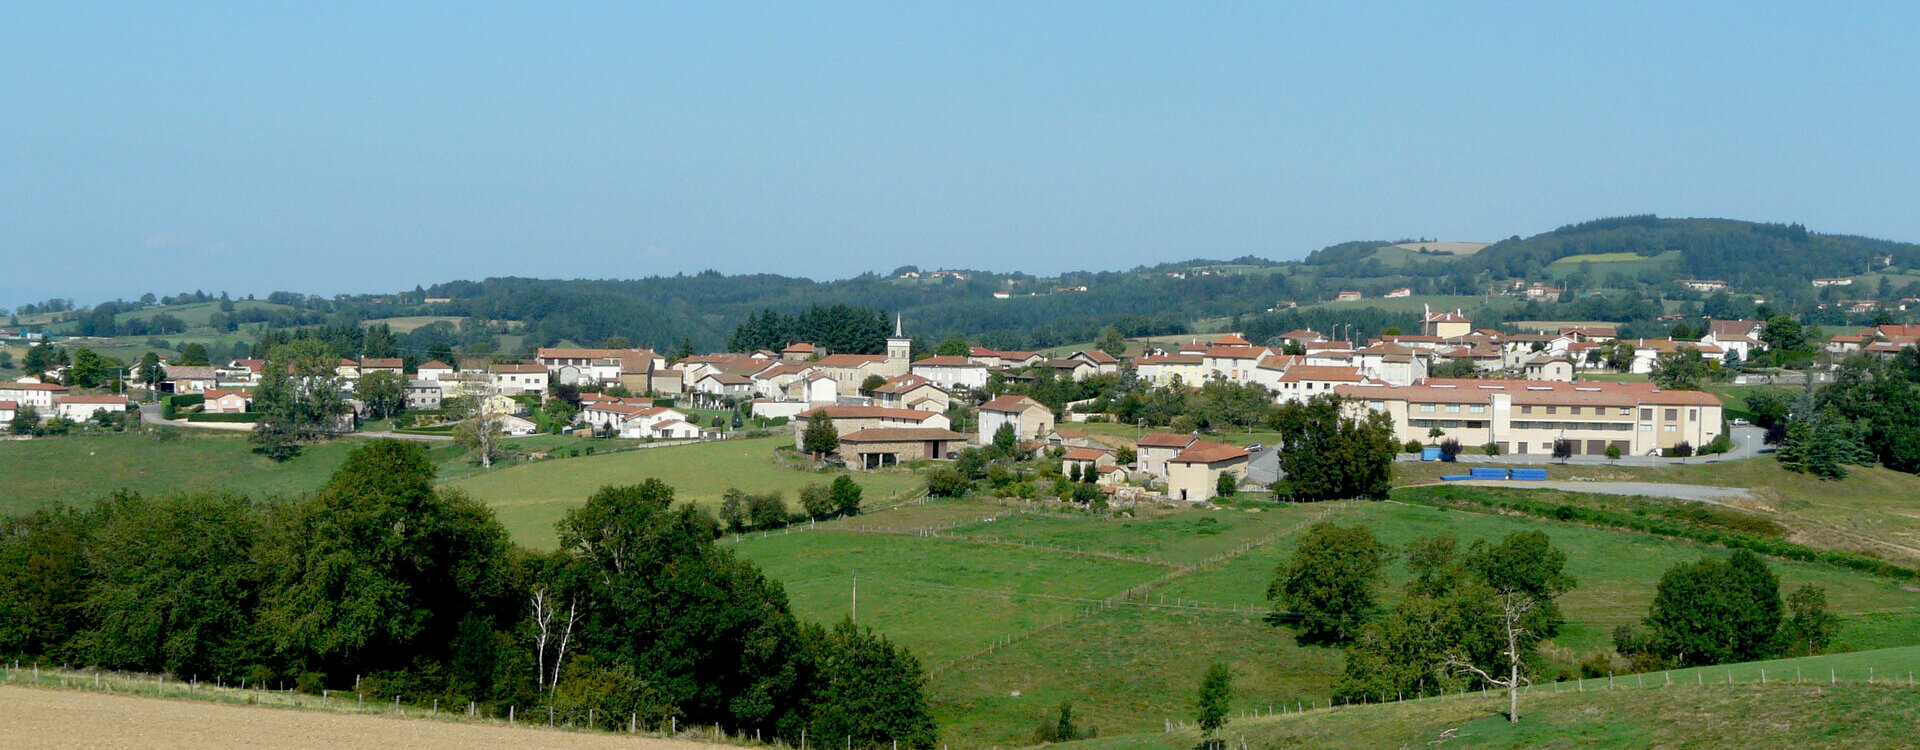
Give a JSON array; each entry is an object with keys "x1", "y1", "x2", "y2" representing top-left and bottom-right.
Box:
[
  {"x1": 1824, "y1": 324, "x2": 1920, "y2": 357},
  {"x1": 0, "y1": 380, "x2": 132, "y2": 425}
]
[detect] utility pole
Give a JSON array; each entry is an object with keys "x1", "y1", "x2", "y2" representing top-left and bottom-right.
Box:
[{"x1": 851, "y1": 570, "x2": 858, "y2": 624}]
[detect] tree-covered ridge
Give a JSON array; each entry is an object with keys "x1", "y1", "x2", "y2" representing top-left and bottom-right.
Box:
[{"x1": 1469, "y1": 216, "x2": 1920, "y2": 300}]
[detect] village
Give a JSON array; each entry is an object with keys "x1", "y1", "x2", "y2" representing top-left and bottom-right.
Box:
[{"x1": 11, "y1": 308, "x2": 1918, "y2": 506}]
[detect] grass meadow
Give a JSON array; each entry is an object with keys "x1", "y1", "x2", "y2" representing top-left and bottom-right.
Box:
[
  {"x1": 1059, "y1": 647, "x2": 1920, "y2": 750},
  {"x1": 448, "y1": 435, "x2": 925, "y2": 548}
]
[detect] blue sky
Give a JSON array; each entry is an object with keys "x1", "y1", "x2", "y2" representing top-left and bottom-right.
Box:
[{"x1": 3, "y1": 2, "x2": 1916, "y2": 305}]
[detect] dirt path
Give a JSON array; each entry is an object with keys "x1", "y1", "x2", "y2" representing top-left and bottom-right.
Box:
[
  {"x1": 0, "y1": 684, "x2": 713, "y2": 750},
  {"x1": 1456, "y1": 480, "x2": 1751, "y2": 504}
]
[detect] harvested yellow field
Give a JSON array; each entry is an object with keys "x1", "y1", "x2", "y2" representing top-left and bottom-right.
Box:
[{"x1": 0, "y1": 685, "x2": 713, "y2": 750}]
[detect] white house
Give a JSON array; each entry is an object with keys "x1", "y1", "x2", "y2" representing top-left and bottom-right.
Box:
[
  {"x1": 54, "y1": 394, "x2": 131, "y2": 422},
  {"x1": 417, "y1": 360, "x2": 456, "y2": 382},
  {"x1": 910, "y1": 356, "x2": 989, "y2": 391},
  {"x1": 0, "y1": 400, "x2": 16, "y2": 424},
  {"x1": 489, "y1": 363, "x2": 549, "y2": 397},
  {"x1": 404, "y1": 380, "x2": 443, "y2": 411},
  {"x1": 977, "y1": 395, "x2": 1053, "y2": 444},
  {"x1": 694, "y1": 372, "x2": 755, "y2": 399},
  {"x1": 0, "y1": 381, "x2": 68, "y2": 409}
]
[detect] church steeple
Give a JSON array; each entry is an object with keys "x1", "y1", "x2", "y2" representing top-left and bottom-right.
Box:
[{"x1": 886, "y1": 313, "x2": 911, "y2": 376}]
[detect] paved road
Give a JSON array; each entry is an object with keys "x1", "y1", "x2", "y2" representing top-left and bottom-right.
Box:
[{"x1": 1453, "y1": 480, "x2": 1751, "y2": 504}]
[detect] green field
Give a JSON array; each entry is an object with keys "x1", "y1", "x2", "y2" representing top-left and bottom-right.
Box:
[
  {"x1": 363, "y1": 315, "x2": 470, "y2": 332},
  {"x1": 112, "y1": 300, "x2": 295, "y2": 328},
  {"x1": 0, "y1": 432, "x2": 382, "y2": 514},
  {"x1": 715, "y1": 489, "x2": 1920, "y2": 747},
  {"x1": 447, "y1": 435, "x2": 926, "y2": 548},
  {"x1": 1058, "y1": 647, "x2": 1920, "y2": 750},
  {"x1": 1546, "y1": 250, "x2": 1680, "y2": 280}
]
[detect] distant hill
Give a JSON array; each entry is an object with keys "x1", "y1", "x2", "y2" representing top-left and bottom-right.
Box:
[{"x1": 1468, "y1": 215, "x2": 1920, "y2": 300}]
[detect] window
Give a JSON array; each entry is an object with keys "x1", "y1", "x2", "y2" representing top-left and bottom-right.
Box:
[
  {"x1": 1640, "y1": 408, "x2": 1653, "y2": 420},
  {"x1": 1442, "y1": 420, "x2": 1460, "y2": 428},
  {"x1": 1570, "y1": 406, "x2": 1582, "y2": 415},
  {"x1": 1619, "y1": 407, "x2": 1631, "y2": 416},
  {"x1": 1420, "y1": 404, "x2": 1436, "y2": 413},
  {"x1": 1639, "y1": 424, "x2": 1653, "y2": 432},
  {"x1": 1664, "y1": 425, "x2": 1677, "y2": 433},
  {"x1": 1665, "y1": 408, "x2": 1678, "y2": 421},
  {"x1": 1469, "y1": 404, "x2": 1485, "y2": 414},
  {"x1": 1521, "y1": 405, "x2": 1533, "y2": 415},
  {"x1": 1445, "y1": 404, "x2": 1461, "y2": 413},
  {"x1": 1688, "y1": 409, "x2": 1697, "y2": 421},
  {"x1": 1546, "y1": 406, "x2": 1558, "y2": 415}
]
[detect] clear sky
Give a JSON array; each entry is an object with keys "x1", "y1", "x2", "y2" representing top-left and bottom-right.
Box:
[{"x1": 3, "y1": 2, "x2": 1917, "y2": 305}]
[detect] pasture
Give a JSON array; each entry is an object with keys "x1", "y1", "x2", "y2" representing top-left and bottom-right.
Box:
[
  {"x1": 1545, "y1": 250, "x2": 1680, "y2": 280},
  {"x1": 722, "y1": 489, "x2": 1920, "y2": 747}
]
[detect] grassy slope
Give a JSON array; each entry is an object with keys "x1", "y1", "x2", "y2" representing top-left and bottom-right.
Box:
[
  {"x1": 447, "y1": 435, "x2": 925, "y2": 548},
  {"x1": 0, "y1": 433, "x2": 374, "y2": 514},
  {"x1": 1055, "y1": 649, "x2": 1920, "y2": 750}
]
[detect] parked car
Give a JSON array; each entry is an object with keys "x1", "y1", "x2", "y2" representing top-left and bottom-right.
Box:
[
  {"x1": 1732, "y1": 418, "x2": 1749, "y2": 425},
  {"x1": 1244, "y1": 443, "x2": 1263, "y2": 452}
]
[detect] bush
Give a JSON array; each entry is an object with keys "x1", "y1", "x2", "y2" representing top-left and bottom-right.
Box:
[
  {"x1": 1403, "y1": 440, "x2": 1424, "y2": 454},
  {"x1": 1699, "y1": 433, "x2": 1733, "y2": 455},
  {"x1": 1437, "y1": 439, "x2": 1462, "y2": 462},
  {"x1": 186, "y1": 412, "x2": 264, "y2": 423},
  {"x1": 926, "y1": 467, "x2": 970, "y2": 497},
  {"x1": 1481, "y1": 442, "x2": 1500, "y2": 456}
]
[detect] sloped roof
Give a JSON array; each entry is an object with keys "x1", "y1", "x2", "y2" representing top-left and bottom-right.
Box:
[
  {"x1": 799, "y1": 405, "x2": 944, "y2": 422},
  {"x1": 1136, "y1": 433, "x2": 1199, "y2": 449},
  {"x1": 1170, "y1": 441, "x2": 1250, "y2": 464},
  {"x1": 838, "y1": 427, "x2": 971, "y2": 443},
  {"x1": 979, "y1": 395, "x2": 1048, "y2": 414},
  {"x1": 1062, "y1": 447, "x2": 1110, "y2": 461}
]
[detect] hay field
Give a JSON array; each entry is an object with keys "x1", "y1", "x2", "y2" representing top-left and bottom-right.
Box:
[{"x1": 0, "y1": 684, "x2": 711, "y2": 750}]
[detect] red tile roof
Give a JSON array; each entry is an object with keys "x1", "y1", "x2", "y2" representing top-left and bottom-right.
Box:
[
  {"x1": 838, "y1": 427, "x2": 971, "y2": 443},
  {"x1": 1062, "y1": 447, "x2": 1110, "y2": 461},
  {"x1": 913, "y1": 356, "x2": 977, "y2": 367},
  {"x1": 799, "y1": 405, "x2": 945, "y2": 422},
  {"x1": 1136, "y1": 433, "x2": 1199, "y2": 448},
  {"x1": 1171, "y1": 441, "x2": 1250, "y2": 464}
]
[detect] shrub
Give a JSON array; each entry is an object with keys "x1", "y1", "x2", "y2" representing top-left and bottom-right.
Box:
[
  {"x1": 1481, "y1": 442, "x2": 1500, "y2": 456},
  {"x1": 926, "y1": 467, "x2": 970, "y2": 497},
  {"x1": 1672, "y1": 441, "x2": 1695, "y2": 458},
  {"x1": 186, "y1": 412, "x2": 264, "y2": 423},
  {"x1": 1437, "y1": 439, "x2": 1461, "y2": 462},
  {"x1": 1403, "y1": 440, "x2": 1424, "y2": 454}
]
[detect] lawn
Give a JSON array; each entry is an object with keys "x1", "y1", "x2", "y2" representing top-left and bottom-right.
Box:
[{"x1": 448, "y1": 435, "x2": 925, "y2": 548}]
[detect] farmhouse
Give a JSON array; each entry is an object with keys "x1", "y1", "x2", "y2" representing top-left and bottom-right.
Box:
[
  {"x1": 837, "y1": 427, "x2": 970, "y2": 468},
  {"x1": 1164, "y1": 441, "x2": 1251, "y2": 503},
  {"x1": 416, "y1": 360, "x2": 455, "y2": 381},
  {"x1": 161, "y1": 364, "x2": 218, "y2": 393},
  {"x1": 977, "y1": 394, "x2": 1054, "y2": 444},
  {"x1": 403, "y1": 380, "x2": 442, "y2": 411},
  {"x1": 1060, "y1": 447, "x2": 1115, "y2": 477},
  {"x1": 1134, "y1": 432, "x2": 1198, "y2": 477},
  {"x1": 794, "y1": 405, "x2": 952, "y2": 451},
  {"x1": 1338, "y1": 378, "x2": 1723, "y2": 457}
]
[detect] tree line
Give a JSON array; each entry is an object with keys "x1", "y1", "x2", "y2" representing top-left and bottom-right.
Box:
[{"x1": 0, "y1": 440, "x2": 936, "y2": 748}]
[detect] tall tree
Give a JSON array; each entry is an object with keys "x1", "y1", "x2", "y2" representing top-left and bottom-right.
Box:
[
  {"x1": 1267, "y1": 522, "x2": 1390, "y2": 644},
  {"x1": 249, "y1": 339, "x2": 345, "y2": 461},
  {"x1": 254, "y1": 440, "x2": 514, "y2": 684},
  {"x1": 1193, "y1": 662, "x2": 1233, "y2": 749},
  {"x1": 799, "y1": 619, "x2": 938, "y2": 750},
  {"x1": 356, "y1": 370, "x2": 406, "y2": 419},
  {"x1": 1269, "y1": 395, "x2": 1397, "y2": 501}
]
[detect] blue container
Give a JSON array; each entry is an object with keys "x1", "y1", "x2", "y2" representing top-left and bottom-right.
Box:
[{"x1": 1421, "y1": 448, "x2": 1443, "y2": 461}]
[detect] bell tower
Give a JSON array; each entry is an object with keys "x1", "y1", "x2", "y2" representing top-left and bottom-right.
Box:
[{"x1": 886, "y1": 314, "x2": 911, "y2": 376}]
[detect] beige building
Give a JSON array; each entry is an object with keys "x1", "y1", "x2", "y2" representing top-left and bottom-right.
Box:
[
  {"x1": 977, "y1": 395, "x2": 1053, "y2": 444},
  {"x1": 837, "y1": 427, "x2": 970, "y2": 468},
  {"x1": 1164, "y1": 441, "x2": 1251, "y2": 502},
  {"x1": 794, "y1": 406, "x2": 952, "y2": 451},
  {"x1": 870, "y1": 374, "x2": 950, "y2": 412},
  {"x1": 1338, "y1": 378, "x2": 1723, "y2": 457},
  {"x1": 1134, "y1": 432, "x2": 1199, "y2": 476}
]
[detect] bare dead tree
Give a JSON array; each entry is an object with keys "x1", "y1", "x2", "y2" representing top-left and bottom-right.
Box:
[
  {"x1": 1443, "y1": 590, "x2": 1534, "y2": 724},
  {"x1": 456, "y1": 381, "x2": 503, "y2": 468},
  {"x1": 530, "y1": 586, "x2": 583, "y2": 693}
]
